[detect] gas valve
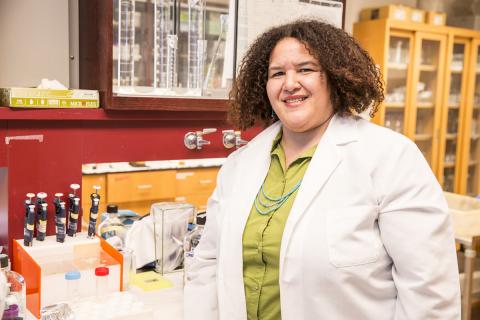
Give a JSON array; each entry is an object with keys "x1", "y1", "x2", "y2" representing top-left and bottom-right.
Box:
[
  {"x1": 184, "y1": 128, "x2": 217, "y2": 150},
  {"x1": 222, "y1": 130, "x2": 248, "y2": 149}
]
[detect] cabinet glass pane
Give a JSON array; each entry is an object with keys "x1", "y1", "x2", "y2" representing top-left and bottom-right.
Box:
[
  {"x1": 385, "y1": 36, "x2": 410, "y2": 134},
  {"x1": 467, "y1": 60, "x2": 480, "y2": 195},
  {"x1": 443, "y1": 43, "x2": 465, "y2": 192},
  {"x1": 113, "y1": 0, "x2": 233, "y2": 98},
  {"x1": 415, "y1": 39, "x2": 440, "y2": 163}
]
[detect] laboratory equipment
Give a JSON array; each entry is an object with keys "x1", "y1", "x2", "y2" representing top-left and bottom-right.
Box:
[
  {"x1": 183, "y1": 212, "x2": 206, "y2": 284},
  {"x1": 40, "y1": 303, "x2": 74, "y2": 320},
  {"x1": 166, "y1": 34, "x2": 178, "y2": 89},
  {"x1": 203, "y1": 14, "x2": 228, "y2": 90},
  {"x1": 67, "y1": 184, "x2": 80, "y2": 237},
  {"x1": 1, "y1": 269, "x2": 26, "y2": 320},
  {"x1": 53, "y1": 193, "x2": 66, "y2": 243},
  {"x1": 64, "y1": 271, "x2": 81, "y2": 302},
  {"x1": 98, "y1": 205, "x2": 126, "y2": 250},
  {"x1": 24, "y1": 193, "x2": 35, "y2": 247},
  {"x1": 36, "y1": 192, "x2": 48, "y2": 241},
  {"x1": 88, "y1": 186, "x2": 101, "y2": 238},
  {"x1": 154, "y1": 0, "x2": 173, "y2": 89},
  {"x1": 121, "y1": 248, "x2": 135, "y2": 290},
  {"x1": 187, "y1": 0, "x2": 206, "y2": 91},
  {"x1": 95, "y1": 267, "x2": 109, "y2": 298},
  {"x1": 117, "y1": 0, "x2": 136, "y2": 92},
  {"x1": 151, "y1": 202, "x2": 195, "y2": 274}
]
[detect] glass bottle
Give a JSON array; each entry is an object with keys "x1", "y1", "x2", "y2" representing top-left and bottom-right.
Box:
[{"x1": 98, "y1": 204, "x2": 126, "y2": 250}]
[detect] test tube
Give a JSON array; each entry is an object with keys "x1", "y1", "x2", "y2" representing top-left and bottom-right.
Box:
[{"x1": 117, "y1": 0, "x2": 136, "y2": 91}]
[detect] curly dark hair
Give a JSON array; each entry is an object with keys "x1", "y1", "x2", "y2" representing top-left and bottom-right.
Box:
[{"x1": 228, "y1": 19, "x2": 384, "y2": 130}]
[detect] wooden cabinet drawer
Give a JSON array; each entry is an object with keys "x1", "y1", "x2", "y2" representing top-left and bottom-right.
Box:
[
  {"x1": 175, "y1": 167, "x2": 219, "y2": 195},
  {"x1": 175, "y1": 192, "x2": 212, "y2": 212},
  {"x1": 107, "y1": 170, "x2": 176, "y2": 203}
]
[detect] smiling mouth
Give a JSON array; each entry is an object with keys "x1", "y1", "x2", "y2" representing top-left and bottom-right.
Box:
[{"x1": 283, "y1": 96, "x2": 308, "y2": 105}]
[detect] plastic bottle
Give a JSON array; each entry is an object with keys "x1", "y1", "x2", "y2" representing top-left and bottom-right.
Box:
[
  {"x1": 95, "y1": 267, "x2": 110, "y2": 299},
  {"x1": 65, "y1": 271, "x2": 81, "y2": 302},
  {"x1": 98, "y1": 204, "x2": 126, "y2": 250},
  {"x1": 183, "y1": 212, "x2": 206, "y2": 282}
]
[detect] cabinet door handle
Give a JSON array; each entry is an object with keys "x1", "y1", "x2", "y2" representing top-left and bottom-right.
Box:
[
  {"x1": 137, "y1": 184, "x2": 153, "y2": 190},
  {"x1": 199, "y1": 179, "x2": 213, "y2": 185}
]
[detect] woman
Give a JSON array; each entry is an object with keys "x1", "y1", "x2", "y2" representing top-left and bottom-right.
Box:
[{"x1": 184, "y1": 19, "x2": 460, "y2": 320}]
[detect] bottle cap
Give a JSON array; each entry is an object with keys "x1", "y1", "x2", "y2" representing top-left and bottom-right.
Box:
[
  {"x1": 196, "y1": 212, "x2": 207, "y2": 225},
  {"x1": 0, "y1": 254, "x2": 9, "y2": 268},
  {"x1": 65, "y1": 271, "x2": 81, "y2": 280},
  {"x1": 2, "y1": 304, "x2": 19, "y2": 317},
  {"x1": 95, "y1": 266, "x2": 109, "y2": 277},
  {"x1": 106, "y1": 204, "x2": 118, "y2": 214}
]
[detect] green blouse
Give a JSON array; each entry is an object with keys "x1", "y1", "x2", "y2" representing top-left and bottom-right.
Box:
[{"x1": 242, "y1": 133, "x2": 316, "y2": 320}]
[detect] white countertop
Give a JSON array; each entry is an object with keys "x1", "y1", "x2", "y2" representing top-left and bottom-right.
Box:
[
  {"x1": 28, "y1": 272, "x2": 184, "y2": 320},
  {"x1": 82, "y1": 158, "x2": 226, "y2": 174}
]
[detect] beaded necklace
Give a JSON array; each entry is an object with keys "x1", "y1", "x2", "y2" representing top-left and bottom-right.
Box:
[{"x1": 254, "y1": 179, "x2": 302, "y2": 215}]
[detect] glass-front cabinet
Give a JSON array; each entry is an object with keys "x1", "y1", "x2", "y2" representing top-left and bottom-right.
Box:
[
  {"x1": 113, "y1": 0, "x2": 233, "y2": 99},
  {"x1": 353, "y1": 20, "x2": 480, "y2": 194}
]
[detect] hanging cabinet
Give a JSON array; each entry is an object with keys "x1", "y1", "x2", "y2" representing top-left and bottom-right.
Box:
[{"x1": 354, "y1": 19, "x2": 480, "y2": 194}]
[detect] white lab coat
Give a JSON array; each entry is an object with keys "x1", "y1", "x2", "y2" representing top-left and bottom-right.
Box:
[{"x1": 184, "y1": 114, "x2": 461, "y2": 320}]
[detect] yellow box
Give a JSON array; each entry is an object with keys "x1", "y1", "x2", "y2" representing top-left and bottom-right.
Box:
[
  {"x1": 410, "y1": 8, "x2": 426, "y2": 23},
  {"x1": 426, "y1": 11, "x2": 446, "y2": 26},
  {"x1": 360, "y1": 5, "x2": 410, "y2": 22},
  {"x1": 0, "y1": 87, "x2": 99, "y2": 108}
]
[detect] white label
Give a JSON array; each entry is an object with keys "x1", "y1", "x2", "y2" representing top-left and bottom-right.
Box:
[
  {"x1": 394, "y1": 9, "x2": 407, "y2": 21},
  {"x1": 434, "y1": 15, "x2": 443, "y2": 25},
  {"x1": 176, "y1": 172, "x2": 195, "y2": 180},
  {"x1": 411, "y1": 12, "x2": 422, "y2": 22}
]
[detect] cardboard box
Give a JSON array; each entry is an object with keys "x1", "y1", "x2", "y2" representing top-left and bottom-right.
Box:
[
  {"x1": 410, "y1": 8, "x2": 426, "y2": 23},
  {"x1": 426, "y1": 11, "x2": 447, "y2": 26},
  {"x1": 12, "y1": 233, "x2": 123, "y2": 319},
  {"x1": 0, "y1": 87, "x2": 99, "y2": 108},
  {"x1": 360, "y1": 5, "x2": 410, "y2": 22}
]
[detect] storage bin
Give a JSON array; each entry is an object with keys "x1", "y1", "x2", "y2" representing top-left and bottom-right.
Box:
[{"x1": 360, "y1": 5, "x2": 410, "y2": 22}]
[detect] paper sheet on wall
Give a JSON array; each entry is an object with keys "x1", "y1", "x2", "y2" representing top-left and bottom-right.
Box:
[{"x1": 236, "y1": 0, "x2": 344, "y2": 65}]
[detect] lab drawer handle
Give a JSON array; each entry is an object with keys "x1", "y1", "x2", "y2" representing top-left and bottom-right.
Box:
[{"x1": 136, "y1": 184, "x2": 153, "y2": 190}]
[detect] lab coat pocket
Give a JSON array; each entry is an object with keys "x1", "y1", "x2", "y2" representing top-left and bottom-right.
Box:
[{"x1": 326, "y1": 205, "x2": 380, "y2": 268}]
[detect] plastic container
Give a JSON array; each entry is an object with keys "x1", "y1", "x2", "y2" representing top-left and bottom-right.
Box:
[
  {"x1": 121, "y1": 249, "x2": 135, "y2": 291},
  {"x1": 95, "y1": 266, "x2": 109, "y2": 298},
  {"x1": 65, "y1": 271, "x2": 81, "y2": 301}
]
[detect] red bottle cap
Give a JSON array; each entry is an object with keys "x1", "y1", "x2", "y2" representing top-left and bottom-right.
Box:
[{"x1": 95, "y1": 266, "x2": 109, "y2": 276}]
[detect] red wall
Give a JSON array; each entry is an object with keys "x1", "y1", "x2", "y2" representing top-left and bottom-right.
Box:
[{"x1": 0, "y1": 113, "x2": 261, "y2": 253}]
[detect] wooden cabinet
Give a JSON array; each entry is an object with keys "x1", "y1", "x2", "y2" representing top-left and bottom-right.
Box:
[
  {"x1": 354, "y1": 19, "x2": 480, "y2": 194},
  {"x1": 174, "y1": 167, "x2": 218, "y2": 211},
  {"x1": 82, "y1": 167, "x2": 219, "y2": 217}
]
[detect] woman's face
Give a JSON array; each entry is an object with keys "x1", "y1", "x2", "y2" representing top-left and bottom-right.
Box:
[{"x1": 266, "y1": 37, "x2": 334, "y2": 134}]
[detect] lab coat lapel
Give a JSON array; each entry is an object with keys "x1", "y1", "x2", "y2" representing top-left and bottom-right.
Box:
[
  {"x1": 219, "y1": 122, "x2": 281, "y2": 318},
  {"x1": 279, "y1": 115, "x2": 357, "y2": 275}
]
